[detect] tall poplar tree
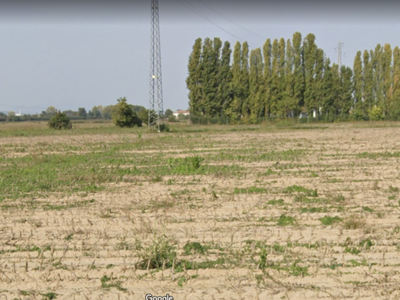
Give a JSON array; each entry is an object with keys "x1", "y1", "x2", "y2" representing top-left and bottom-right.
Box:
[
  {"x1": 249, "y1": 48, "x2": 264, "y2": 119},
  {"x1": 383, "y1": 43, "x2": 393, "y2": 116},
  {"x1": 353, "y1": 51, "x2": 363, "y2": 113},
  {"x1": 278, "y1": 39, "x2": 297, "y2": 116},
  {"x1": 187, "y1": 38, "x2": 203, "y2": 116},
  {"x1": 363, "y1": 50, "x2": 374, "y2": 111},
  {"x1": 292, "y1": 32, "x2": 304, "y2": 111},
  {"x1": 372, "y1": 44, "x2": 384, "y2": 109},
  {"x1": 314, "y1": 48, "x2": 325, "y2": 115},
  {"x1": 393, "y1": 46, "x2": 400, "y2": 117},
  {"x1": 263, "y1": 39, "x2": 272, "y2": 116},
  {"x1": 303, "y1": 33, "x2": 317, "y2": 113},
  {"x1": 270, "y1": 39, "x2": 280, "y2": 115},
  {"x1": 322, "y1": 58, "x2": 334, "y2": 115},
  {"x1": 218, "y1": 41, "x2": 233, "y2": 116},
  {"x1": 240, "y1": 42, "x2": 250, "y2": 117},
  {"x1": 338, "y1": 66, "x2": 353, "y2": 115}
]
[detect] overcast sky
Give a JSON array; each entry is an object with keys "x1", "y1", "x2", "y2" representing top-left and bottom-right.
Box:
[{"x1": 1, "y1": 0, "x2": 399, "y2": 114}]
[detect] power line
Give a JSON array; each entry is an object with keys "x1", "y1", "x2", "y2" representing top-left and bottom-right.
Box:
[
  {"x1": 197, "y1": 0, "x2": 267, "y2": 41},
  {"x1": 177, "y1": 0, "x2": 259, "y2": 48},
  {"x1": 0, "y1": 103, "x2": 45, "y2": 110}
]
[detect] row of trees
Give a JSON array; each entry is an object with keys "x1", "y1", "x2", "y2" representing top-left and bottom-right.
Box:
[
  {"x1": 1, "y1": 105, "x2": 178, "y2": 122},
  {"x1": 47, "y1": 97, "x2": 175, "y2": 130},
  {"x1": 186, "y1": 32, "x2": 400, "y2": 122}
]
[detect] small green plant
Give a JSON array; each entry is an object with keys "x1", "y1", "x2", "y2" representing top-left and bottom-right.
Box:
[
  {"x1": 48, "y1": 112, "x2": 72, "y2": 130},
  {"x1": 188, "y1": 155, "x2": 202, "y2": 169},
  {"x1": 266, "y1": 199, "x2": 284, "y2": 206},
  {"x1": 100, "y1": 275, "x2": 126, "y2": 291},
  {"x1": 177, "y1": 275, "x2": 186, "y2": 287},
  {"x1": 183, "y1": 242, "x2": 207, "y2": 255},
  {"x1": 136, "y1": 235, "x2": 177, "y2": 269},
  {"x1": 277, "y1": 215, "x2": 296, "y2": 226},
  {"x1": 283, "y1": 185, "x2": 317, "y2": 197},
  {"x1": 288, "y1": 261, "x2": 308, "y2": 276},
  {"x1": 333, "y1": 194, "x2": 345, "y2": 202},
  {"x1": 359, "y1": 239, "x2": 374, "y2": 250},
  {"x1": 41, "y1": 292, "x2": 57, "y2": 300},
  {"x1": 258, "y1": 245, "x2": 267, "y2": 269},
  {"x1": 65, "y1": 233, "x2": 73, "y2": 241},
  {"x1": 362, "y1": 206, "x2": 374, "y2": 213},
  {"x1": 319, "y1": 216, "x2": 343, "y2": 226}
]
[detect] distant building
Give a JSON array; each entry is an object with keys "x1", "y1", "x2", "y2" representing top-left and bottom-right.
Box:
[{"x1": 173, "y1": 110, "x2": 190, "y2": 117}]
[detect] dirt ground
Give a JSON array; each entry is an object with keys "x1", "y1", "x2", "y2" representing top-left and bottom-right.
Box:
[{"x1": 1, "y1": 123, "x2": 400, "y2": 299}]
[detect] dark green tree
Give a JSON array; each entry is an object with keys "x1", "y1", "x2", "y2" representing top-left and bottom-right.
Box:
[
  {"x1": 78, "y1": 107, "x2": 87, "y2": 119},
  {"x1": 112, "y1": 97, "x2": 142, "y2": 128},
  {"x1": 164, "y1": 109, "x2": 173, "y2": 118},
  {"x1": 48, "y1": 111, "x2": 72, "y2": 130}
]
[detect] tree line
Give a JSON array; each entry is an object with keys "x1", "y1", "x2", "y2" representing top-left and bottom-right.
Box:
[
  {"x1": 186, "y1": 32, "x2": 400, "y2": 123},
  {"x1": 1, "y1": 104, "x2": 177, "y2": 123}
]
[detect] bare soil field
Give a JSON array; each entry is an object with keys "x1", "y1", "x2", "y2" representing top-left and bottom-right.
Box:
[{"x1": 1, "y1": 121, "x2": 400, "y2": 299}]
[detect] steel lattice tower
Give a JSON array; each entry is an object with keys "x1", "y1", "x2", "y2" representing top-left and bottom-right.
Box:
[{"x1": 149, "y1": 0, "x2": 163, "y2": 129}]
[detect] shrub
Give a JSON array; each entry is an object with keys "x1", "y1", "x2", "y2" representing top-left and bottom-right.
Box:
[
  {"x1": 168, "y1": 115, "x2": 177, "y2": 122},
  {"x1": 48, "y1": 111, "x2": 72, "y2": 129},
  {"x1": 368, "y1": 107, "x2": 383, "y2": 121},
  {"x1": 112, "y1": 97, "x2": 142, "y2": 128},
  {"x1": 159, "y1": 123, "x2": 170, "y2": 132},
  {"x1": 350, "y1": 109, "x2": 368, "y2": 121}
]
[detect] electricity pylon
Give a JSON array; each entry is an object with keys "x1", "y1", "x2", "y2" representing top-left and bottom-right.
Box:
[{"x1": 149, "y1": 0, "x2": 164, "y2": 130}]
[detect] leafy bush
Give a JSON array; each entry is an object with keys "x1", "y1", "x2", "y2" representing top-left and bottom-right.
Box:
[
  {"x1": 112, "y1": 97, "x2": 142, "y2": 128},
  {"x1": 368, "y1": 107, "x2": 383, "y2": 121},
  {"x1": 168, "y1": 115, "x2": 177, "y2": 122},
  {"x1": 159, "y1": 123, "x2": 170, "y2": 132},
  {"x1": 48, "y1": 111, "x2": 72, "y2": 129},
  {"x1": 350, "y1": 109, "x2": 368, "y2": 121}
]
